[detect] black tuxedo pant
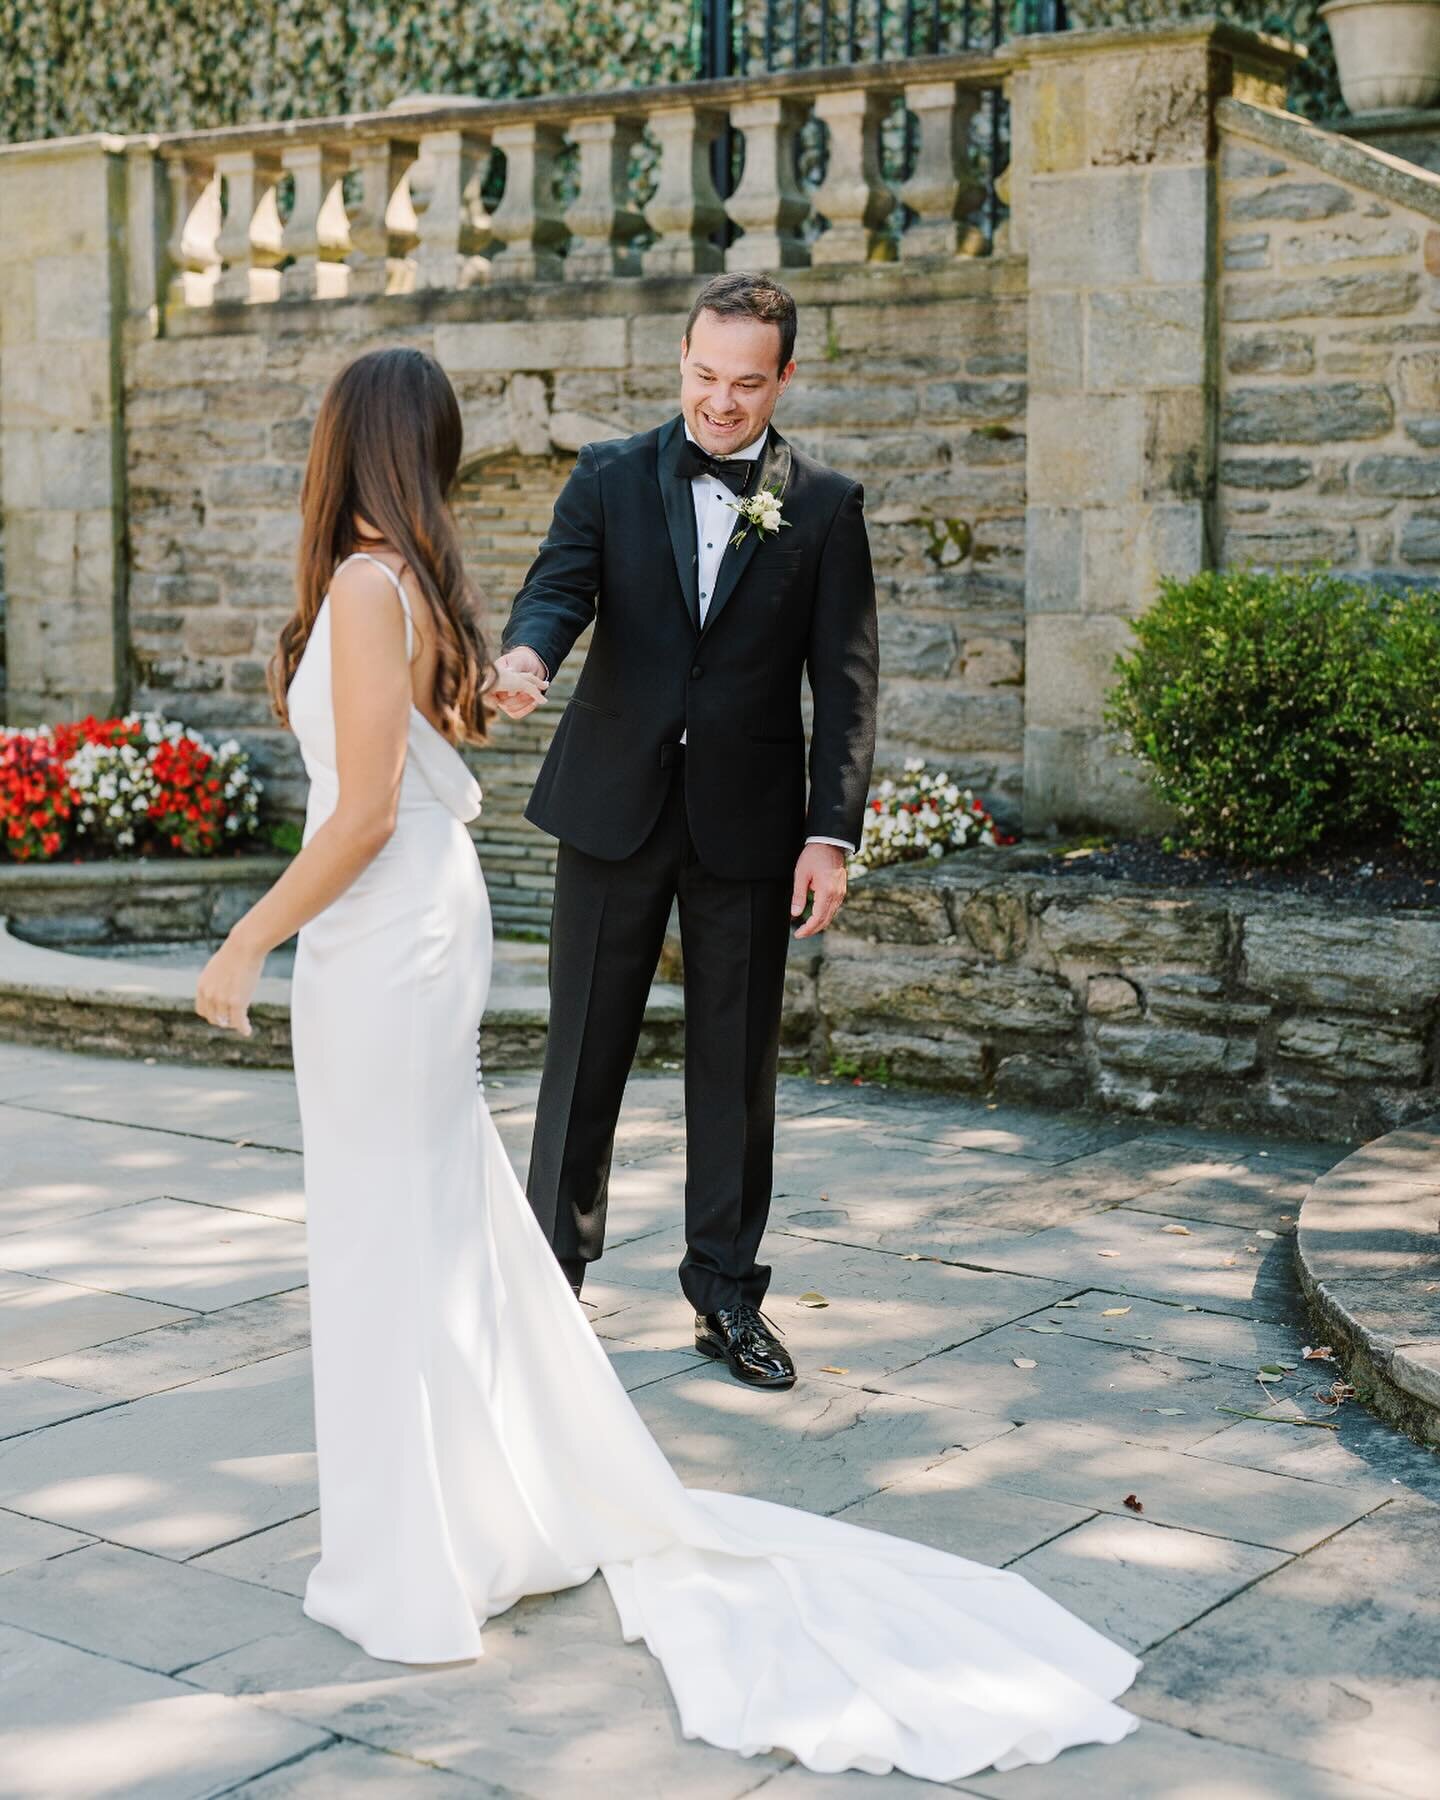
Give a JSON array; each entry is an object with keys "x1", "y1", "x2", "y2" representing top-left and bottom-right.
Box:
[{"x1": 526, "y1": 765, "x2": 793, "y2": 1316}]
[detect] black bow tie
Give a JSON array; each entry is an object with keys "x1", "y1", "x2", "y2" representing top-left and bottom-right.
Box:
[{"x1": 676, "y1": 438, "x2": 756, "y2": 495}]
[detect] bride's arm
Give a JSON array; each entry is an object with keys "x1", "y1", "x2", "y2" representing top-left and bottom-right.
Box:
[{"x1": 195, "y1": 562, "x2": 414, "y2": 1036}]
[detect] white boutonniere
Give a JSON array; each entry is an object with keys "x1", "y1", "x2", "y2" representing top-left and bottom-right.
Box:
[{"x1": 725, "y1": 484, "x2": 790, "y2": 549}]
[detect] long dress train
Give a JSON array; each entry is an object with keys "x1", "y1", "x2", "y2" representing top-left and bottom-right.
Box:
[{"x1": 287, "y1": 553, "x2": 1139, "y2": 1783}]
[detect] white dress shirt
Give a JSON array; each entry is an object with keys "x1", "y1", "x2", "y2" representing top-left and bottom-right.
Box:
[{"x1": 681, "y1": 425, "x2": 853, "y2": 855}]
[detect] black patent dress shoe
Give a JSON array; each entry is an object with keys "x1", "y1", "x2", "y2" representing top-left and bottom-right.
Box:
[{"x1": 695, "y1": 1304, "x2": 796, "y2": 1389}]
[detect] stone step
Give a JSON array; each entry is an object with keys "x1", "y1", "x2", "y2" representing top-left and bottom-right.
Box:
[
  {"x1": 0, "y1": 922, "x2": 683, "y2": 1073},
  {"x1": 1296, "y1": 1120, "x2": 1440, "y2": 1448}
]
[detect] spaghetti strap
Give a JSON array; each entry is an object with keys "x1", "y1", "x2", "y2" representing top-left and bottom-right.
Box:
[{"x1": 333, "y1": 550, "x2": 415, "y2": 658}]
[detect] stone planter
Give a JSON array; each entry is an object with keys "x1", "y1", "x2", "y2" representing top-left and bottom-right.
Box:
[
  {"x1": 1322, "y1": 0, "x2": 1440, "y2": 112},
  {"x1": 787, "y1": 849, "x2": 1440, "y2": 1141},
  {"x1": 0, "y1": 855, "x2": 290, "y2": 948}
]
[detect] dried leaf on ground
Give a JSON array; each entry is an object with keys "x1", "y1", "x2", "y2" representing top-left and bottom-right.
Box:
[
  {"x1": 797, "y1": 1291, "x2": 829, "y2": 1308},
  {"x1": 1316, "y1": 1380, "x2": 1357, "y2": 1407},
  {"x1": 1123, "y1": 1493, "x2": 1144, "y2": 1513},
  {"x1": 1053, "y1": 1300, "x2": 1080, "y2": 1308},
  {"x1": 1142, "y1": 1407, "x2": 1185, "y2": 1416},
  {"x1": 1302, "y1": 1345, "x2": 1335, "y2": 1361},
  {"x1": 1027, "y1": 1324, "x2": 1065, "y2": 1334},
  {"x1": 1012, "y1": 1356, "x2": 1037, "y2": 1370},
  {"x1": 1255, "y1": 1228, "x2": 1279, "y2": 1240},
  {"x1": 1160, "y1": 1223, "x2": 1192, "y2": 1236},
  {"x1": 1101, "y1": 1306, "x2": 1132, "y2": 1317},
  {"x1": 818, "y1": 1365, "x2": 849, "y2": 1375},
  {"x1": 1096, "y1": 1249, "x2": 1121, "y2": 1258}
]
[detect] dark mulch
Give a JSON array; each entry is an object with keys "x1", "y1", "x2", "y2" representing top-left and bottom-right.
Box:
[{"x1": 1046, "y1": 839, "x2": 1440, "y2": 910}]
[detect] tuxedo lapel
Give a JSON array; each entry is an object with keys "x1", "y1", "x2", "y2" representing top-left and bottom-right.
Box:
[
  {"x1": 656, "y1": 416, "x2": 701, "y2": 634},
  {"x1": 699, "y1": 429, "x2": 793, "y2": 641}
]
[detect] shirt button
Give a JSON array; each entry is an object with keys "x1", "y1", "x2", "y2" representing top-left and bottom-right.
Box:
[{"x1": 691, "y1": 666, "x2": 703, "y2": 679}]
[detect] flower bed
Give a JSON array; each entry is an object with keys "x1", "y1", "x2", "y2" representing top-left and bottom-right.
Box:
[
  {"x1": 0, "y1": 714, "x2": 262, "y2": 863},
  {"x1": 854, "y1": 759, "x2": 1010, "y2": 873}
]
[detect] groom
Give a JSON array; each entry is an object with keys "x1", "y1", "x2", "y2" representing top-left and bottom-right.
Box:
[{"x1": 493, "y1": 272, "x2": 878, "y2": 1390}]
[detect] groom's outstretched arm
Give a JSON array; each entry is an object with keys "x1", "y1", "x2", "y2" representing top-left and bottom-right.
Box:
[
  {"x1": 805, "y1": 481, "x2": 879, "y2": 849},
  {"x1": 500, "y1": 443, "x2": 604, "y2": 680}
]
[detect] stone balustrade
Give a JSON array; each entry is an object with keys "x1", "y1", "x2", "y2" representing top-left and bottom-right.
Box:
[{"x1": 143, "y1": 51, "x2": 1008, "y2": 312}]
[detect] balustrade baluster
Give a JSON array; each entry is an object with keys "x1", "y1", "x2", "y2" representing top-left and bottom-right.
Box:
[
  {"x1": 811, "y1": 88, "x2": 893, "y2": 265},
  {"x1": 410, "y1": 129, "x2": 494, "y2": 290},
  {"x1": 282, "y1": 143, "x2": 349, "y2": 300},
  {"x1": 213, "y1": 150, "x2": 281, "y2": 303},
  {"x1": 899, "y1": 81, "x2": 981, "y2": 259},
  {"x1": 846, "y1": 0, "x2": 860, "y2": 61},
  {"x1": 565, "y1": 115, "x2": 645, "y2": 280},
  {"x1": 346, "y1": 137, "x2": 418, "y2": 297},
  {"x1": 164, "y1": 156, "x2": 220, "y2": 309},
  {"x1": 725, "y1": 96, "x2": 811, "y2": 270},
  {"x1": 642, "y1": 106, "x2": 726, "y2": 277},
  {"x1": 488, "y1": 122, "x2": 567, "y2": 283}
]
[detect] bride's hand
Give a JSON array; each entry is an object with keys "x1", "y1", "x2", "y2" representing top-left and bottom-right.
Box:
[
  {"x1": 196, "y1": 931, "x2": 266, "y2": 1038},
  {"x1": 492, "y1": 648, "x2": 549, "y2": 719}
]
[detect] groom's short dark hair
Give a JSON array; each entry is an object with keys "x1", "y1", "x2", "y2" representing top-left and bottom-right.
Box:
[{"x1": 684, "y1": 273, "x2": 798, "y2": 372}]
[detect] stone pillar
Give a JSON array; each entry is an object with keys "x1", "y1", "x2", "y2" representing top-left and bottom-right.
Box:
[
  {"x1": 0, "y1": 135, "x2": 130, "y2": 723},
  {"x1": 1011, "y1": 22, "x2": 1293, "y2": 832}
]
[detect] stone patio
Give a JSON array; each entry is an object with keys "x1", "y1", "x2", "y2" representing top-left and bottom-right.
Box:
[{"x1": 0, "y1": 1043, "x2": 1437, "y2": 1798}]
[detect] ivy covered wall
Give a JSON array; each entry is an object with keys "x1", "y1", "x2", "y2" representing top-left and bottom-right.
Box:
[
  {"x1": 0, "y1": 1, "x2": 1339, "y2": 147},
  {"x1": 0, "y1": 0, "x2": 696, "y2": 144}
]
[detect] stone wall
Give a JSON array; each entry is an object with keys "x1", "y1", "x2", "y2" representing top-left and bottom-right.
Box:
[
  {"x1": 801, "y1": 848, "x2": 1440, "y2": 1141},
  {"x1": 0, "y1": 135, "x2": 129, "y2": 721},
  {"x1": 1218, "y1": 101, "x2": 1440, "y2": 583},
  {"x1": 123, "y1": 264, "x2": 1027, "y2": 926},
  {"x1": 17, "y1": 22, "x2": 1432, "y2": 869},
  {"x1": 1008, "y1": 26, "x2": 1291, "y2": 834}
]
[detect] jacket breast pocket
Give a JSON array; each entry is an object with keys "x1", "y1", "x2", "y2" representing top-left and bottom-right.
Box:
[{"x1": 751, "y1": 549, "x2": 808, "y2": 594}]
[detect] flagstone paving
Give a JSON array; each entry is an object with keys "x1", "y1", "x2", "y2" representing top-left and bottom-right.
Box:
[{"x1": 0, "y1": 1040, "x2": 1436, "y2": 1798}]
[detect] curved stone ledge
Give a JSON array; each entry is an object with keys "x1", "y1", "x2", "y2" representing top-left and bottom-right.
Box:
[
  {"x1": 0, "y1": 922, "x2": 685, "y2": 1073},
  {"x1": 1296, "y1": 1119, "x2": 1440, "y2": 1446}
]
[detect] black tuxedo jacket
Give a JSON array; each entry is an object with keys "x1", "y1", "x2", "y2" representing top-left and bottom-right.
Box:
[{"x1": 499, "y1": 415, "x2": 879, "y2": 881}]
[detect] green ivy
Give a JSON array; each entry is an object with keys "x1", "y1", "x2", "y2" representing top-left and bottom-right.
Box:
[{"x1": 0, "y1": 1, "x2": 696, "y2": 144}]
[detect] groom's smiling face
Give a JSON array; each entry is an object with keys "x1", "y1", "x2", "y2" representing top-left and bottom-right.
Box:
[{"x1": 680, "y1": 309, "x2": 796, "y2": 459}]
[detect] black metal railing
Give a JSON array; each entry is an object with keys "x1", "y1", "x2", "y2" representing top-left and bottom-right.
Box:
[
  {"x1": 695, "y1": 1, "x2": 1068, "y2": 251},
  {"x1": 697, "y1": 0, "x2": 1066, "y2": 74}
]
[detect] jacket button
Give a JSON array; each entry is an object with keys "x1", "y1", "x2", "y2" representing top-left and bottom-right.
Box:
[{"x1": 690, "y1": 665, "x2": 703, "y2": 679}]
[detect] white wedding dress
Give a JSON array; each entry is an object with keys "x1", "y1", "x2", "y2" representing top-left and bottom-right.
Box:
[{"x1": 287, "y1": 553, "x2": 1140, "y2": 1783}]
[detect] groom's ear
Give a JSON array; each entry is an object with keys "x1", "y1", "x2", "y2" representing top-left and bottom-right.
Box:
[{"x1": 777, "y1": 358, "x2": 797, "y2": 395}]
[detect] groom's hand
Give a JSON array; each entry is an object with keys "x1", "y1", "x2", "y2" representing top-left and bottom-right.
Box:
[
  {"x1": 792, "y1": 843, "x2": 848, "y2": 939},
  {"x1": 492, "y1": 648, "x2": 550, "y2": 719}
]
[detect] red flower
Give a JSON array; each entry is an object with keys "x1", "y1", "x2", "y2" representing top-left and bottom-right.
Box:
[{"x1": 0, "y1": 731, "x2": 75, "y2": 863}]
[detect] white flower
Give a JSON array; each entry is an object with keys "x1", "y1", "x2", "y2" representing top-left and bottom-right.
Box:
[{"x1": 724, "y1": 483, "x2": 791, "y2": 547}]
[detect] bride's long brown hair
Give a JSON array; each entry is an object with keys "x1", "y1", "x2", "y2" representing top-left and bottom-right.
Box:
[{"x1": 270, "y1": 346, "x2": 494, "y2": 744}]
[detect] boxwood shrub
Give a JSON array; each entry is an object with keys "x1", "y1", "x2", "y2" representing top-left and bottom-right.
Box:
[{"x1": 1106, "y1": 568, "x2": 1440, "y2": 865}]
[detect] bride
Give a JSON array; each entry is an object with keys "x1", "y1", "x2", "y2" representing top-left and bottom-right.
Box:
[{"x1": 195, "y1": 345, "x2": 1139, "y2": 1782}]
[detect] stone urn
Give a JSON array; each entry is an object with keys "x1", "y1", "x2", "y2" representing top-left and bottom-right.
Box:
[{"x1": 1321, "y1": 0, "x2": 1440, "y2": 111}]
